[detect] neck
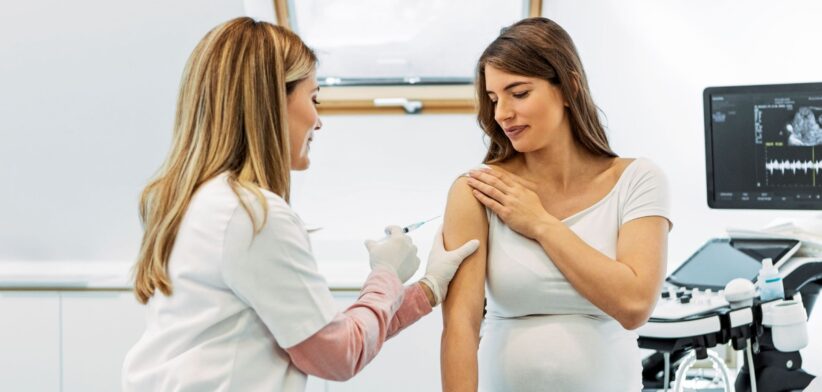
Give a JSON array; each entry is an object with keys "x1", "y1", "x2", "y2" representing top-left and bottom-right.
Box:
[{"x1": 518, "y1": 133, "x2": 609, "y2": 193}]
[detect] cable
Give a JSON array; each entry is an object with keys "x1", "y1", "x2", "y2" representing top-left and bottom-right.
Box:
[{"x1": 746, "y1": 338, "x2": 757, "y2": 392}]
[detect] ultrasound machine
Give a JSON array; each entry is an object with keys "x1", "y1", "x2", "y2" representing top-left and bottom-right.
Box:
[{"x1": 639, "y1": 82, "x2": 822, "y2": 392}]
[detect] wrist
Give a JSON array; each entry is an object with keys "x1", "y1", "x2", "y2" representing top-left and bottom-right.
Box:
[
  {"x1": 418, "y1": 278, "x2": 438, "y2": 307},
  {"x1": 534, "y1": 216, "x2": 560, "y2": 244}
]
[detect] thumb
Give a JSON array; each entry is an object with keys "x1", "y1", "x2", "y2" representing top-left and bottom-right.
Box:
[
  {"x1": 448, "y1": 239, "x2": 480, "y2": 261},
  {"x1": 364, "y1": 239, "x2": 376, "y2": 252}
]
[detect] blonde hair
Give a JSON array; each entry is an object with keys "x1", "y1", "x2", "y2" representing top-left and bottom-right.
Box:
[
  {"x1": 477, "y1": 17, "x2": 616, "y2": 163},
  {"x1": 134, "y1": 17, "x2": 317, "y2": 304}
]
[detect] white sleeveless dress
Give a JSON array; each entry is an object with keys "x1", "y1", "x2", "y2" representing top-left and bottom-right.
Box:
[{"x1": 477, "y1": 158, "x2": 671, "y2": 392}]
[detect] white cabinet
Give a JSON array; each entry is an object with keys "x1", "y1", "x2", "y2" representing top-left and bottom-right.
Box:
[
  {"x1": 61, "y1": 291, "x2": 145, "y2": 392},
  {"x1": 0, "y1": 289, "x2": 444, "y2": 392},
  {"x1": 0, "y1": 292, "x2": 61, "y2": 392},
  {"x1": 327, "y1": 292, "x2": 443, "y2": 392}
]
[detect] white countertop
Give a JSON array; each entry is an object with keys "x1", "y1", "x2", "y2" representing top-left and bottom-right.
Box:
[{"x1": 0, "y1": 260, "x2": 371, "y2": 291}]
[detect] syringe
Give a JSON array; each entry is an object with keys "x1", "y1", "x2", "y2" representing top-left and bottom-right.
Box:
[{"x1": 384, "y1": 215, "x2": 441, "y2": 235}]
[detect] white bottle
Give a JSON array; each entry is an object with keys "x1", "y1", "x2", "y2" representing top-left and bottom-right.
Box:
[{"x1": 757, "y1": 258, "x2": 785, "y2": 302}]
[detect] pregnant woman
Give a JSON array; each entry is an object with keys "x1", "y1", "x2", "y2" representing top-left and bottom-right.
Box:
[{"x1": 439, "y1": 17, "x2": 672, "y2": 391}]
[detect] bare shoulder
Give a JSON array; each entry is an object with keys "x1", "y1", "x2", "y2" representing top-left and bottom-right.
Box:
[
  {"x1": 444, "y1": 175, "x2": 488, "y2": 248},
  {"x1": 618, "y1": 157, "x2": 668, "y2": 179},
  {"x1": 603, "y1": 157, "x2": 636, "y2": 180},
  {"x1": 614, "y1": 157, "x2": 637, "y2": 172},
  {"x1": 448, "y1": 175, "x2": 475, "y2": 199},
  {"x1": 445, "y1": 176, "x2": 486, "y2": 222}
]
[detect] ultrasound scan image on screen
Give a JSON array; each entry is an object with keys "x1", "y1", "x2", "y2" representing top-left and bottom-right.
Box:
[{"x1": 704, "y1": 82, "x2": 822, "y2": 209}]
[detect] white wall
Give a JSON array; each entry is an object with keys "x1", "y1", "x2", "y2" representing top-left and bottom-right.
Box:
[
  {"x1": 0, "y1": 0, "x2": 245, "y2": 261},
  {"x1": 290, "y1": 114, "x2": 487, "y2": 275}
]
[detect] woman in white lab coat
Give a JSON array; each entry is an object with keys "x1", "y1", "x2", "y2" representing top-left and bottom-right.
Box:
[{"x1": 121, "y1": 17, "x2": 478, "y2": 391}]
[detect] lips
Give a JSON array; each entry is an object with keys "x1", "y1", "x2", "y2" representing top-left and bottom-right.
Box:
[{"x1": 503, "y1": 125, "x2": 528, "y2": 139}]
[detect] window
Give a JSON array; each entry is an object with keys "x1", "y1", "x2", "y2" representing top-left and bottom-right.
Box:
[{"x1": 274, "y1": 0, "x2": 542, "y2": 114}]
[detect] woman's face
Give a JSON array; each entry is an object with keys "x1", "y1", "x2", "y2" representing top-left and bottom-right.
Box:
[
  {"x1": 287, "y1": 70, "x2": 322, "y2": 171},
  {"x1": 484, "y1": 65, "x2": 569, "y2": 153}
]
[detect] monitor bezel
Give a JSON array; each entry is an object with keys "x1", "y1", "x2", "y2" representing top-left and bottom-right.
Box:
[{"x1": 704, "y1": 82, "x2": 822, "y2": 209}]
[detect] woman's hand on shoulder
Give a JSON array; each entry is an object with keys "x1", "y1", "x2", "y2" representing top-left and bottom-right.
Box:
[{"x1": 466, "y1": 165, "x2": 558, "y2": 240}]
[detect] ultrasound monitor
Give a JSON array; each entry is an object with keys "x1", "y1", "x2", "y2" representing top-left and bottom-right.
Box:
[{"x1": 704, "y1": 82, "x2": 822, "y2": 209}]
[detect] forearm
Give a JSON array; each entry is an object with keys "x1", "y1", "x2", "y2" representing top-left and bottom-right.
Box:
[
  {"x1": 535, "y1": 221, "x2": 656, "y2": 325},
  {"x1": 285, "y1": 268, "x2": 404, "y2": 381},
  {"x1": 441, "y1": 326, "x2": 479, "y2": 391}
]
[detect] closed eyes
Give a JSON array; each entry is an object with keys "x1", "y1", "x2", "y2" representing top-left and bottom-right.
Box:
[{"x1": 512, "y1": 91, "x2": 530, "y2": 99}]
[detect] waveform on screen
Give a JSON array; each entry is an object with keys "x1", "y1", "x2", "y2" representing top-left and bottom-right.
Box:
[{"x1": 765, "y1": 159, "x2": 822, "y2": 175}]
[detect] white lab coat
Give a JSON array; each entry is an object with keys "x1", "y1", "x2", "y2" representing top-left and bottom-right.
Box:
[{"x1": 122, "y1": 173, "x2": 338, "y2": 391}]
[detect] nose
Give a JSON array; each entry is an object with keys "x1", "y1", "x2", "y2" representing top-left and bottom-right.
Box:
[
  {"x1": 494, "y1": 99, "x2": 513, "y2": 125},
  {"x1": 314, "y1": 117, "x2": 322, "y2": 131}
]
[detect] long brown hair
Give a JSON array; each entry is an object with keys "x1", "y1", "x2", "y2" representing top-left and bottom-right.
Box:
[
  {"x1": 133, "y1": 17, "x2": 317, "y2": 304},
  {"x1": 476, "y1": 17, "x2": 616, "y2": 163}
]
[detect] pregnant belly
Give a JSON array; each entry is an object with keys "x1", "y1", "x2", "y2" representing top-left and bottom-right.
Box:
[{"x1": 478, "y1": 315, "x2": 642, "y2": 392}]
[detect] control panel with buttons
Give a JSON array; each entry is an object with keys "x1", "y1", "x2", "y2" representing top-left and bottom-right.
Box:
[{"x1": 651, "y1": 285, "x2": 730, "y2": 320}]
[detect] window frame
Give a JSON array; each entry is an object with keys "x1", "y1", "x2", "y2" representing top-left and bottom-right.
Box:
[{"x1": 273, "y1": 0, "x2": 543, "y2": 114}]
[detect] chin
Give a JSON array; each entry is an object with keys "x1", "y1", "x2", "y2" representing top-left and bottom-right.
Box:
[
  {"x1": 511, "y1": 141, "x2": 536, "y2": 153},
  {"x1": 291, "y1": 159, "x2": 310, "y2": 171}
]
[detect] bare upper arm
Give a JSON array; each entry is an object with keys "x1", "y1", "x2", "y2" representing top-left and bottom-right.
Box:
[
  {"x1": 441, "y1": 176, "x2": 489, "y2": 331},
  {"x1": 616, "y1": 216, "x2": 670, "y2": 300}
]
